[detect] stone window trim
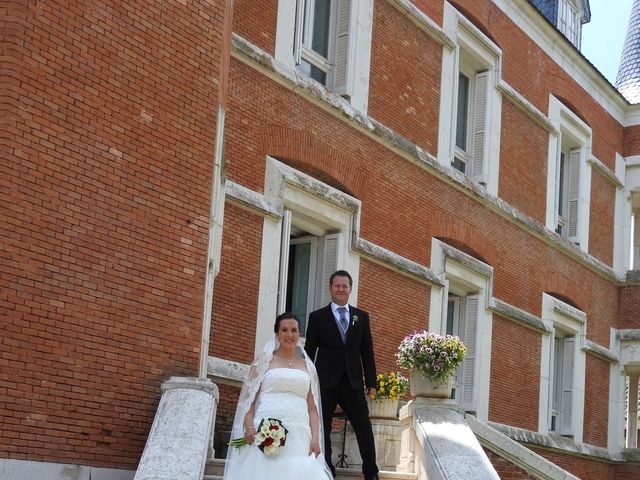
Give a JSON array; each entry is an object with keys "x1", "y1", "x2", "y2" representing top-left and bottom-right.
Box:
[
  {"x1": 539, "y1": 293, "x2": 587, "y2": 443},
  {"x1": 545, "y1": 95, "x2": 592, "y2": 250},
  {"x1": 429, "y1": 238, "x2": 494, "y2": 421},
  {"x1": 439, "y1": 3, "x2": 503, "y2": 195}
]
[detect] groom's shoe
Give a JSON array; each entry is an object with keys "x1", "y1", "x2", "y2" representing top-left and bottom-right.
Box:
[{"x1": 364, "y1": 475, "x2": 379, "y2": 480}]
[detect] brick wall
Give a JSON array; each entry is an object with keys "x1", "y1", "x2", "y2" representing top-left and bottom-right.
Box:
[
  {"x1": 232, "y1": 0, "x2": 276, "y2": 54},
  {"x1": 368, "y1": 0, "x2": 442, "y2": 154},
  {"x1": 498, "y1": 100, "x2": 550, "y2": 225},
  {"x1": 624, "y1": 125, "x2": 640, "y2": 157},
  {"x1": 588, "y1": 171, "x2": 616, "y2": 266},
  {"x1": 358, "y1": 260, "x2": 431, "y2": 376},
  {"x1": 583, "y1": 355, "x2": 610, "y2": 448},
  {"x1": 618, "y1": 284, "x2": 640, "y2": 330},
  {"x1": 484, "y1": 448, "x2": 538, "y2": 479},
  {"x1": 530, "y1": 447, "x2": 617, "y2": 479},
  {"x1": 489, "y1": 316, "x2": 541, "y2": 431},
  {"x1": 1, "y1": 0, "x2": 224, "y2": 468},
  {"x1": 211, "y1": 203, "x2": 263, "y2": 364},
  {"x1": 3, "y1": 0, "x2": 636, "y2": 474}
]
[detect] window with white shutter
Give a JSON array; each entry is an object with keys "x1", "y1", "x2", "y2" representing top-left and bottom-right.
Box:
[
  {"x1": 453, "y1": 65, "x2": 489, "y2": 185},
  {"x1": 294, "y1": 0, "x2": 353, "y2": 97},
  {"x1": 546, "y1": 96, "x2": 591, "y2": 250},
  {"x1": 431, "y1": 239, "x2": 493, "y2": 420},
  {"x1": 445, "y1": 292, "x2": 479, "y2": 410},
  {"x1": 556, "y1": 147, "x2": 581, "y2": 242},
  {"x1": 550, "y1": 334, "x2": 575, "y2": 436},
  {"x1": 277, "y1": 212, "x2": 341, "y2": 333},
  {"x1": 540, "y1": 293, "x2": 586, "y2": 442}
]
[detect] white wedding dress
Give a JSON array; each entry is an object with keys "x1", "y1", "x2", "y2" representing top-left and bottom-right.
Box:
[{"x1": 227, "y1": 368, "x2": 332, "y2": 479}]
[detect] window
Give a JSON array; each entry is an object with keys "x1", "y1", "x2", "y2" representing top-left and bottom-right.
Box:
[
  {"x1": 557, "y1": 0, "x2": 581, "y2": 47},
  {"x1": 446, "y1": 293, "x2": 479, "y2": 407},
  {"x1": 278, "y1": 210, "x2": 341, "y2": 333},
  {"x1": 254, "y1": 157, "x2": 361, "y2": 351},
  {"x1": 550, "y1": 332, "x2": 575, "y2": 435},
  {"x1": 440, "y1": 5, "x2": 502, "y2": 194},
  {"x1": 294, "y1": 0, "x2": 350, "y2": 93},
  {"x1": 539, "y1": 293, "x2": 586, "y2": 441},
  {"x1": 274, "y1": 0, "x2": 373, "y2": 112},
  {"x1": 453, "y1": 60, "x2": 489, "y2": 182},
  {"x1": 546, "y1": 96, "x2": 591, "y2": 249},
  {"x1": 429, "y1": 239, "x2": 493, "y2": 420},
  {"x1": 555, "y1": 147, "x2": 580, "y2": 239}
]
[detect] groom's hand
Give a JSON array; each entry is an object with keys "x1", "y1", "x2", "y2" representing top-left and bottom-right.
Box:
[{"x1": 366, "y1": 387, "x2": 376, "y2": 398}]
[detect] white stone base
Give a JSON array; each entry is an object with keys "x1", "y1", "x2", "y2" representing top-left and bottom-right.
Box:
[
  {"x1": 0, "y1": 459, "x2": 134, "y2": 480},
  {"x1": 330, "y1": 417, "x2": 401, "y2": 471}
]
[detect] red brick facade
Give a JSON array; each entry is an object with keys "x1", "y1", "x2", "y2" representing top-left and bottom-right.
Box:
[{"x1": 3, "y1": 0, "x2": 640, "y2": 478}]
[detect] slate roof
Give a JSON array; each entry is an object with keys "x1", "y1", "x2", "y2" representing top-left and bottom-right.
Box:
[{"x1": 617, "y1": 0, "x2": 640, "y2": 103}]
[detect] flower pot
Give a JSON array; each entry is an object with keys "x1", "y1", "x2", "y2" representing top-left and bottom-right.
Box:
[
  {"x1": 367, "y1": 398, "x2": 399, "y2": 419},
  {"x1": 409, "y1": 371, "x2": 453, "y2": 398}
]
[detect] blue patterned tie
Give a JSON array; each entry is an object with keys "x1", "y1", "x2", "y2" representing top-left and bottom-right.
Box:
[{"x1": 338, "y1": 307, "x2": 349, "y2": 342}]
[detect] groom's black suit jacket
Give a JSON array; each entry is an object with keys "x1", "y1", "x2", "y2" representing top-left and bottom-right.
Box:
[{"x1": 304, "y1": 304, "x2": 376, "y2": 392}]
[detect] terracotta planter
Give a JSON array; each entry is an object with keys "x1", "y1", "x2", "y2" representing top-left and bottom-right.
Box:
[
  {"x1": 367, "y1": 398, "x2": 399, "y2": 419},
  {"x1": 409, "y1": 371, "x2": 453, "y2": 398}
]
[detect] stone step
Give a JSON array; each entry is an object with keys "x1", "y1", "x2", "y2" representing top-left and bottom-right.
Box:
[{"x1": 204, "y1": 458, "x2": 416, "y2": 480}]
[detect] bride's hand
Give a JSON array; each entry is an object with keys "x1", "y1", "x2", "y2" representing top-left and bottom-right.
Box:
[
  {"x1": 309, "y1": 439, "x2": 321, "y2": 457},
  {"x1": 244, "y1": 427, "x2": 256, "y2": 445}
]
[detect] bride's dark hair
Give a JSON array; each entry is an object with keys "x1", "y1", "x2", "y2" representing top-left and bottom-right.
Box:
[{"x1": 274, "y1": 311, "x2": 299, "y2": 332}]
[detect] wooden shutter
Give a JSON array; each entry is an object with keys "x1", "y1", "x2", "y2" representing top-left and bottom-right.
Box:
[
  {"x1": 277, "y1": 210, "x2": 293, "y2": 314},
  {"x1": 560, "y1": 337, "x2": 575, "y2": 435},
  {"x1": 462, "y1": 295, "x2": 479, "y2": 406},
  {"x1": 471, "y1": 72, "x2": 488, "y2": 183},
  {"x1": 566, "y1": 149, "x2": 580, "y2": 242},
  {"x1": 317, "y1": 233, "x2": 340, "y2": 307},
  {"x1": 332, "y1": 0, "x2": 352, "y2": 97}
]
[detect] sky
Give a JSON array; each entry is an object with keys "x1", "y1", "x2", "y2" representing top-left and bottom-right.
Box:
[{"x1": 581, "y1": 0, "x2": 634, "y2": 85}]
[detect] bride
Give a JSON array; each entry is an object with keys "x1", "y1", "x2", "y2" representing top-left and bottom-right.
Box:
[{"x1": 223, "y1": 312, "x2": 333, "y2": 480}]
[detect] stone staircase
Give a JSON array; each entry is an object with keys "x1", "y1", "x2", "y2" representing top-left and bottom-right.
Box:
[{"x1": 202, "y1": 458, "x2": 417, "y2": 480}]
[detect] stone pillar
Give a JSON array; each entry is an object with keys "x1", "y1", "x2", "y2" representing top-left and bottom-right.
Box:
[
  {"x1": 134, "y1": 377, "x2": 219, "y2": 480},
  {"x1": 627, "y1": 371, "x2": 639, "y2": 448},
  {"x1": 634, "y1": 210, "x2": 640, "y2": 269}
]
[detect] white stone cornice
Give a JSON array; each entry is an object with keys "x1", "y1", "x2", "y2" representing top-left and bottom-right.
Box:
[
  {"x1": 497, "y1": 80, "x2": 556, "y2": 133},
  {"x1": 588, "y1": 156, "x2": 624, "y2": 189},
  {"x1": 582, "y1": 339, "x2": 619, "y2": 364},
  {"x1": 352, "y1": 237, "x2": 442, "y2": 287},
  {"x1": 225, "y1": 181, "x2": 281, "y2": 218},
  {"x1": 488, "y1": 298, "x2": 550, "y2": 333},
  {"x1": 388, "y1": 0, "x2": 455, "y2": 49}
]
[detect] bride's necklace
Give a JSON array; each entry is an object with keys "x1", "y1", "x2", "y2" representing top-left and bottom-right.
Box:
[{"x1": 277, "y1": 353, "x2": 295, "y2": 368}]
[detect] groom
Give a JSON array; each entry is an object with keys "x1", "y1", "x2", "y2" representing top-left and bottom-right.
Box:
[{"x1": 305, "y1": 270, "x2": 379, "y2": 480}]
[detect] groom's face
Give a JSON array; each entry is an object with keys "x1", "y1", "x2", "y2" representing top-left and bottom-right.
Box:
[{"x1": 330, "y1": 275, "x2": 351, "y2": 306}]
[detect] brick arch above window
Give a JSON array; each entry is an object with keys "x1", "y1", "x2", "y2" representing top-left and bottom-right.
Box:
[
  {"x1": 258, "y1": 125, "x2": 368, "y2": 197},
  {"x1": 542, "y1": 276, "x2": 589, "y2": 312},
  {"x1": 429, "y1": 215, "x2": 499, "y2": 266}
]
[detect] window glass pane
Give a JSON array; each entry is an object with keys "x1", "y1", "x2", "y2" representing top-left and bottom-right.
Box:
[
  {"x1": 455, "y1": 73, "x2": 469, "y2": 150},
  {"x1": 311, "y1": 0, "x2": 331, "y2": 58},
  {"x1": 299, "y1": 59, "x2": 327, "y2": 85},
  {"x1": 452, "y1": 157, "x2": 466, "y2": 174},
  {"x1": 286, "y1": 242, "x2": 311, "y2": 332},
  {"x1": 446, "y1": 299, "x2": 455, "y2": 335}
]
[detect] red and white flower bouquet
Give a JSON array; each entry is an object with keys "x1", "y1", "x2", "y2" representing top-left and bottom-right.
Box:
[{"x1": 229, "y1": 417, "x2": 288, "y2": 456}]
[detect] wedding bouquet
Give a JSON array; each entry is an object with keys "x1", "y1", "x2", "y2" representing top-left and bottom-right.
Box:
[{"x1": 229, "y1": 417, "x2": 288, "y2": 456}]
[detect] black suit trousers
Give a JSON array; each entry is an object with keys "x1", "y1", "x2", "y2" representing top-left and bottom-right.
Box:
[{"x1": 321, "y1": 374, "x2": 378, "y2": 476}]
